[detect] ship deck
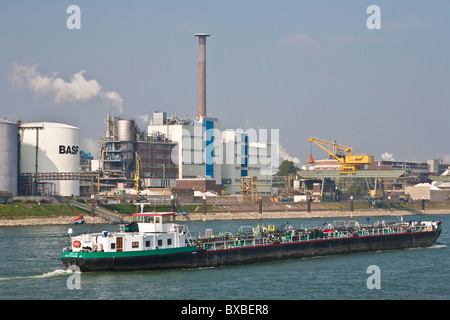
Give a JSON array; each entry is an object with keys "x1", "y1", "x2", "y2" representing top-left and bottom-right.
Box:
[{"x1": 192, "y1": 223, "x2": 438, "y2": 251}]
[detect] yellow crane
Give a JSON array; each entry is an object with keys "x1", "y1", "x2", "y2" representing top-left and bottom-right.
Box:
[
  {"x1": 135, "y1": 152, "x2": 142, "y2": 194},
  {"x1": 308, "y1": 137, "x2": 374, "y2": 174}
]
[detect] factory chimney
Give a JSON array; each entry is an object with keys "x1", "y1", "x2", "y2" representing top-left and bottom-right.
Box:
[{"x1": 195, "y1": 33, "x2": 210, "y2": 118}]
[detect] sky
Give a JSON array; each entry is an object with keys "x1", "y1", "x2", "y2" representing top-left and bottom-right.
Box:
[{"x1": 1, "y1": 1, "x2": 449, "y2": 166}]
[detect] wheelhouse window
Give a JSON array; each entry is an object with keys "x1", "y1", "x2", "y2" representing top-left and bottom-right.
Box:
[
  {"x1": 133, "y1": 215, "x2": 155, "y2": 223},
  {"x1": 144, "y1": 216, "x2": 155, "y2": 223}
]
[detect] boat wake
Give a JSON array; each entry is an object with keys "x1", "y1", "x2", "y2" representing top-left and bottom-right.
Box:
[
  {"x1": 428, "y1": 242, "x2": 447, "y2": 249},
  {"x1": 0, "y1": 269, "x2": 71, "y2": 282}
]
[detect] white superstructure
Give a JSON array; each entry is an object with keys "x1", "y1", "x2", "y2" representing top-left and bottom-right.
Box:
[{"x1": 69, "y1": 212, "x2": 188, "y2": 253}]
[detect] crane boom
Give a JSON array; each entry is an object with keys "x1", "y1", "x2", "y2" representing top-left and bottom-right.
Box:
[{"x1": 308, "y1": 137, "x2": 353, "y2": 154}]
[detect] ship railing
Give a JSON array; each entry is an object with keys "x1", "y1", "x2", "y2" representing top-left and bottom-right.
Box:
[
  {"x1": 320, "y1": 231, "x2": 352, "y2": 240},
  {"x1": 200, "y1": 235, "x2": 270, "y2": 251},
  {"x1": 357, "y1": 226, "x2": 408, "y2": 236},
  {"x1": 409, "y1": 225, "x2": 434, "y2": 232},
  {"x1": 198, "y1": 223, "x2": 433, "y2": 250}
]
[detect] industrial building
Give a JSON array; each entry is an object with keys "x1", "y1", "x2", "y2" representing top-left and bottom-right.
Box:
[
  {"x1": 147, "y1": 111, "x2": 222, "y2": 183},
  {"x1": 96, "y1": 114, "x2": 178, "y2": 190},
  {"x1": 147, "y1": 112, "x2": 273, "y2": 196},
  {"x1": 368, "y1": 160, "x2": 430, "y2": 181},
  {"x1": 405, "y1": 183, "x2": 450, "y2": 202},
  {"x1": 221, "y1": 129, "x2": 272, "y2": 195},
  {"x1": 100, "y1": 114, "x2": 138, "y2": 179},
  {"x1": 136, "y1": 131, "x2": 178, "y2": 188}
]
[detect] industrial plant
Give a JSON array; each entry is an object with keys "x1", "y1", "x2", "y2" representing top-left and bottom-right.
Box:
[{"x1": 1, "y1": 33, "x2": 450, "y2": 206}]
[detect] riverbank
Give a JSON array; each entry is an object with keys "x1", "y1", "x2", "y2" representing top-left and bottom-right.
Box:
[
  {"x1": 0, "y1": 215, "x2": 109, "y2": 227},
  {"x1": 1, "y1": 209, "x2": 448, "y2": 227},
  {"x1": 186, "y1": 209, "x2": 450, "y2": 221}
]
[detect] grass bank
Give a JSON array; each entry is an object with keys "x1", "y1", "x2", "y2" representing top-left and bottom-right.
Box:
[{"x1": 0, "y1": 203, "x2": 86, "y2": 220}]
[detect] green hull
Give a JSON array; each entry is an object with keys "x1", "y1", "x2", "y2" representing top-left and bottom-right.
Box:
[{"x1": 62, "y1": 245, "x2": 197, "y2": 260}]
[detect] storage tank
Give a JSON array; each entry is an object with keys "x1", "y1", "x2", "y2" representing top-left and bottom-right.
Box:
[
  {"x1": 19, "y1": 122, "x2": 80, "y2": 196},
  {"x1": 117, "y1": 119, "x2": 135, "y2": 142},
  {"x1": 0, "y1": 120, "x2": 18, "y2": 195}
]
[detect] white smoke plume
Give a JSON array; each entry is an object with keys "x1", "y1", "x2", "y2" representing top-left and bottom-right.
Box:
[
  {"x1": 442, "y1": 155, "x2": 450, "y2": 164},
  {"x1": 10, "y1": 64, "x2": 123, "y2": 114},
  {"x1": 279, "y1": 144, "x2": 301, "y2": 166},
  {"x1": 137, "y1": 114, "x2": 150, "y2": 124},
  {"x1": 381, "y1": 152, "x2": 395, "y2": 161},
  {"x1": 83, "y1": 138, "x2": 99, "y2": 155}
]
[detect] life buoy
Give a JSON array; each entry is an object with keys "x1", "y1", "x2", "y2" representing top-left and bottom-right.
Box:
[
  {"x1": 73, "y1": 240, "x2": 81, "y2": 248},
  {"x1": 178, "y1": 225, "x2": 183, "y2": 233}
]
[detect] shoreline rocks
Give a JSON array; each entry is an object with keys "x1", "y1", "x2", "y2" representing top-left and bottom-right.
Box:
[{"x1": 0, "y1": 216, "x2": 109, "y2": 227}]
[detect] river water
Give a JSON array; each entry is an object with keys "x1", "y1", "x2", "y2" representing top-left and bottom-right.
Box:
[{"x1": 0, "y1": 214, "x2": 448, "y2": 301}]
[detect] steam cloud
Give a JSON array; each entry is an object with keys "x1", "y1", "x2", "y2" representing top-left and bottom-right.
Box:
[
  {"x1": 279, "y1": 145, "x2": 301, "y2": 166},
  {"x1": 10, "y1": 64, "x2": 123, "y2": 114},
  {"x1": 137, "y1": 114, "x2": 150, "y2": 124},
  {"x1": 381, "y1": 152, "x2": 395, "y2": 161}
]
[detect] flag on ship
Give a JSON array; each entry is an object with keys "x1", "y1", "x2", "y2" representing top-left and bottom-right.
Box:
[{"x1": 74, "y1": 215, "x2": 85, "y2": 225}]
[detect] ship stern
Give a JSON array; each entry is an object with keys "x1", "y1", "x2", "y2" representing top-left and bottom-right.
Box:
[{"x1": 61, "y1": 251, "x2": 88, "y2": 271}]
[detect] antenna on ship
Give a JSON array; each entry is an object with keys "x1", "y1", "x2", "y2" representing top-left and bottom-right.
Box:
[{"x1": 67, "y1": 228, "x2": 73, "y2": 246}]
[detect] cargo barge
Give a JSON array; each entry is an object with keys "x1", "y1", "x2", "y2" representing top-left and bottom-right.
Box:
[{"x1": 61, "y1": 208, "x2": 442, "y2": 272}]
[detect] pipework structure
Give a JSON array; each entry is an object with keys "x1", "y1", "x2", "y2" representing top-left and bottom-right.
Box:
[
  {"x1": 99, "y1": 114, "x2": 178, "y2": 189},
  {"x1": 101, "y1": 114, "x2": 137, "y2": 179}
]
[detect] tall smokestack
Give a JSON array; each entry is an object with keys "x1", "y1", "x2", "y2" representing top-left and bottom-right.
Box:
[{"x1": 195, "y1": 33, "x2": 210, "y2": 118}]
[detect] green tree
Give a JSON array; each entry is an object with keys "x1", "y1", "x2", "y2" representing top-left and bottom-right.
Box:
[
  {"x1": 276, "y1": 160, "x2": 297, "y2": 176},
  {"x1": 348, "y1": 179, "x2": 367, "y2": 195}
]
